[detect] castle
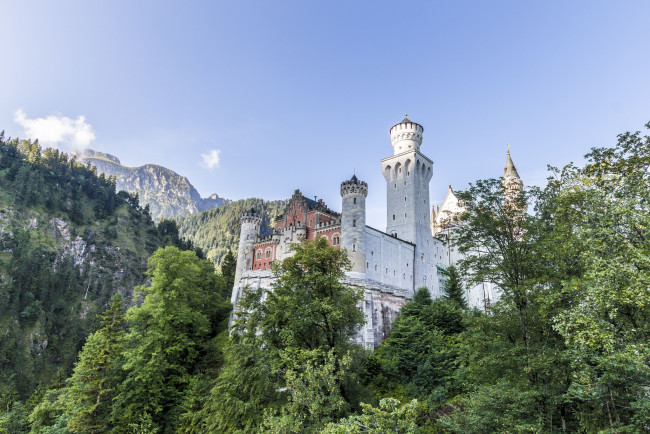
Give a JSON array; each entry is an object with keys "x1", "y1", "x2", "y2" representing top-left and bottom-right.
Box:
[{"x1": 230, "y1": 116, "x2": 522, "y2": 348}]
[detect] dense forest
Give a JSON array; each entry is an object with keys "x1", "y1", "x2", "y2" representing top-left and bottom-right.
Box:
[
  {"x1": 176, "y1": 199, "x2": 285, "y2": 267},
  {"x1": 0, "y1": 134, "x2": 202, "y2": 431},
  {"x1": 1, "y1": 122, "x2": 649, "y2": 433}
]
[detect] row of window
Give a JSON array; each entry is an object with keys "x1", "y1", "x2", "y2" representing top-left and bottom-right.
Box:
[
  {"x1": 365, "y1": 261, "x2": 413, "y2": 280},
  {"x1": 255, "y1": 248, "x2": 273, "y2": 260}
]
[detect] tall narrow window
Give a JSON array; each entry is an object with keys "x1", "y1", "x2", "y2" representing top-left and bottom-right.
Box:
[
  {"x1": 404, "y1": 196, "x2": 407, "y2": 202},
  {"x1": 353, "y1": 198, "x2": 357, "y2": 204},
  {"x1": 353, "y1": 219, "x2": 356, "y2": 227},
  {"x1": 392, "y1": 214, "x2": 395, "y2": 221},
  {"x1": 352, "y1": 244, "x2": 356, "y2": 252}
]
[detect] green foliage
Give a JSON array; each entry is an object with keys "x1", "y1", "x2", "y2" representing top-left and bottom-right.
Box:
[
  {"x1": 0, "y1": 135, "x2": 203, "y2": 426},
  {"x1": 261, "y1": 237, "x2": 364, "y2": 353},
  {"x1": 442, "y1": 265, "x2": 466, "y2": 309},
  {"x1": 2, "y1": 121, "x2": 649, "y2": 433},
  {"x1": 200, "y1": 238, "x2": 366, "y2": 432},
  {"x1": 220, "y1": 249, "x2": 237, "y2": 298},
  {"x1": 28, "y1": 388, "x2": 70, "y2": 433},
  {"x1": 263, "y1": 349, "x2": 352, "y2": 433},
  {"x1": 323, "y1": 398, "x2": 420, "y2": 434},
  {"x1": 376, "y1": 288, "x2": 464, "y2": 406},
  {"x1": 176, "y1": 198, "x2": 284, "y2": 267},
  {"x1": 113, "y1": 247, "x2": 231, "y2": 431},
  {"x1": 64, "y1": 293, "x2": 126, "y2": 433},
  {"x1": 196, "y1": 334, "x2": 279, "y2": 433},
  {"x1": 442, "y1": 122, "x2": 650, "y2": 431}
]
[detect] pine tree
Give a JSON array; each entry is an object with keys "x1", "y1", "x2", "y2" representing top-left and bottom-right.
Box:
[
  {"x1": 65, "y1": 293, "x2": 127, "y2": 433},
  {"x1": 444, "y1": 265, "x2": 466, "y2": 308},
  {"x1": 220, "y1": 250, "x2": 237, "y2": 299},
  {"x1": 113, "y1": 247, "x2": 231, "y2": 431}
]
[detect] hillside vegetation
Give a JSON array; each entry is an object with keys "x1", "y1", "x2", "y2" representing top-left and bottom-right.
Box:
[
  {"x1": 0, "y1": 133, "x2": 196, "y2": 407},
  {"x1": 177, "y1": 198, "x2": 285, "y2": 267},
  {"x1": 1, "y1": 122, "x2": 649, "y2": 433}
]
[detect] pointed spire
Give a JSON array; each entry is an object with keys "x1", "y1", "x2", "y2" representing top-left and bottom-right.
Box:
[{"x1": 504, "y1": 148, "x2": 520, "y2": 179}]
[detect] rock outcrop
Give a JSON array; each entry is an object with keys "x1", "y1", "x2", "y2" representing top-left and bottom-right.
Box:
[{"x1": 74, "y1": 149, "x2": 231, "y2": 221}]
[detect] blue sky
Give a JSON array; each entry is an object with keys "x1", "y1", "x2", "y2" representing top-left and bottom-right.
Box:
[{"x1": 2, "y1": 1, "x2": 650, "y2": 228}]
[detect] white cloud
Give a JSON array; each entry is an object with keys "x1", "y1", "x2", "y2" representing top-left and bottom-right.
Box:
[
  {"x1": 13, "y1": 109, "x2": 96, "y2": 150},
  {"x1": 200, "y1": 149, "x2": 221, "y2": 170}
]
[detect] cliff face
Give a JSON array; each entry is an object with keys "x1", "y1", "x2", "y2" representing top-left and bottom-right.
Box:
[{"x1": 74, "y1": 149, "x2": 230, "y2": 221}]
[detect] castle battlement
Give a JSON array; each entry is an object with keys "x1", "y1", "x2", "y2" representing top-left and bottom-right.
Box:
[{"x1": 230, "y1": 115, "x2": 522, "y2": 348}]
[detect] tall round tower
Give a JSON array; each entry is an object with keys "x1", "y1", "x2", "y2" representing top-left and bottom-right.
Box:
[
  {"x1": 340, "y1": 175, "x2": 368, "y2": 275},
  {"x1": 389, "y1": 114, "x2": 424, "y2": 154},
  {"x1": 382, "y1": 115, "x2": 436, "y2": 295},
  {"x1": 233, "y1": 208, "x2": 262, "y2": 295}
]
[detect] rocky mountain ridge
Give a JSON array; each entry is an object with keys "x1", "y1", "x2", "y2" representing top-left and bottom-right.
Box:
[{"x1": 73, "y1": 149, "x2": 230, "y2": 221}]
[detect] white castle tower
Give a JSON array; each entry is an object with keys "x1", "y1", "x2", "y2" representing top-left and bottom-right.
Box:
[
  {"x1": 340, "y1": 175, "x2": 368, "y2": 275},
  {"x1": 381, "y1": 115, "x2": 436, "y2": 294},
  {"x1": 502, "y1": 148, "x2": 524, "y2": 207},
  {"x1": 232, "y1": 208, "x2": 262, "y2": 305}
]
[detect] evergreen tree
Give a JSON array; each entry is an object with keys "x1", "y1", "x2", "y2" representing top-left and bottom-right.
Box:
[
  {"x1": 65, "y1": 293, "x2": 127, "y2": 433},
  {"x1": 201, "y1": 238, "x2": 365, "y2": 432},
  {"x1": 112, "y1": 247, "x2": 231, "y2": 431},
  {"x1": 443, "y1": 265, "x2": 466, "y2": 308},
  {"x1": 220, "y1": 249, "x2": 237, "y2": 298}
]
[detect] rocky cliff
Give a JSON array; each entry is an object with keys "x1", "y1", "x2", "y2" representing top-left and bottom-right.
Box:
[{"x1": 74, "y1": 149, "x2": 230, "y2": 221}]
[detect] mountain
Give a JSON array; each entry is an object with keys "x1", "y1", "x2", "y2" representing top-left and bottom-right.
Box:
[
  {"x1": 73, "y1": 149, "x2": 230, "y2": 221},
  {"x1": 177, "y1": 198, "x2": 286, "y2": 266},
  {"x1": 0, "y1": 136, "x2": 194, "y2": 401}
]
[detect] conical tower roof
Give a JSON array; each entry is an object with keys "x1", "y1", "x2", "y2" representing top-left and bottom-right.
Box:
[{"x1": 504, "y1": 150, "x2": 520, "y2": 178}]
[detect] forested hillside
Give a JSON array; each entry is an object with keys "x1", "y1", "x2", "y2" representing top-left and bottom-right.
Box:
[
  {"x1": 177, "y1": 198, "x2": 285, "y2": 266},
  {"x1": 0, "y1": 133, "x2": 199, "y2": 425}
]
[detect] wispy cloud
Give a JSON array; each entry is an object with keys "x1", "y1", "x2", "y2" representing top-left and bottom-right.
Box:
[
  {"x1": 199, "y1": 149, "x2": 221, "y2": 170},
  {"x1": 13, "y1": 109, "x2": 96, "y2": 150}
]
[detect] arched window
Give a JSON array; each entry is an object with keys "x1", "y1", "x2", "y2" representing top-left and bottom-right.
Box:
[
  {"x1": 256, "y1": 250, "x2": 262, "y2": 260},
  {"x1": 265, "y1": 248, "x2": 272, "y2": 259}
]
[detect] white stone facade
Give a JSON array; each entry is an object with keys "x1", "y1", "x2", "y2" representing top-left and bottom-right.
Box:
[{"x1": 230, "y1": 116, "x2": 523, "y2": 346}]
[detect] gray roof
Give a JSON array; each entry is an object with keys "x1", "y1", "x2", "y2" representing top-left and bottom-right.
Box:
[{"x1": 504, "y1": 151, "x2": 520, "y2": 178}]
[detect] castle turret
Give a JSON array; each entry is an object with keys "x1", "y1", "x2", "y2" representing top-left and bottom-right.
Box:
[
  {"x1": 340, "y1": 175, "x2": 368, "y2": 275},
  {"x1": 233, "y1": 208, "x2": 262, "y2": 297},
  {"x1": 389, "y1": 114, "x2": 424, "y2": 154},
  {"x1": 382, "y1": 115, "x2": 436, "y2": 295}
]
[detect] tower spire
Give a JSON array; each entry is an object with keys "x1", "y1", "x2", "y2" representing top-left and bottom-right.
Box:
[{"x1": 504, "y1": 147, "x2": 520, "y2": 179}]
